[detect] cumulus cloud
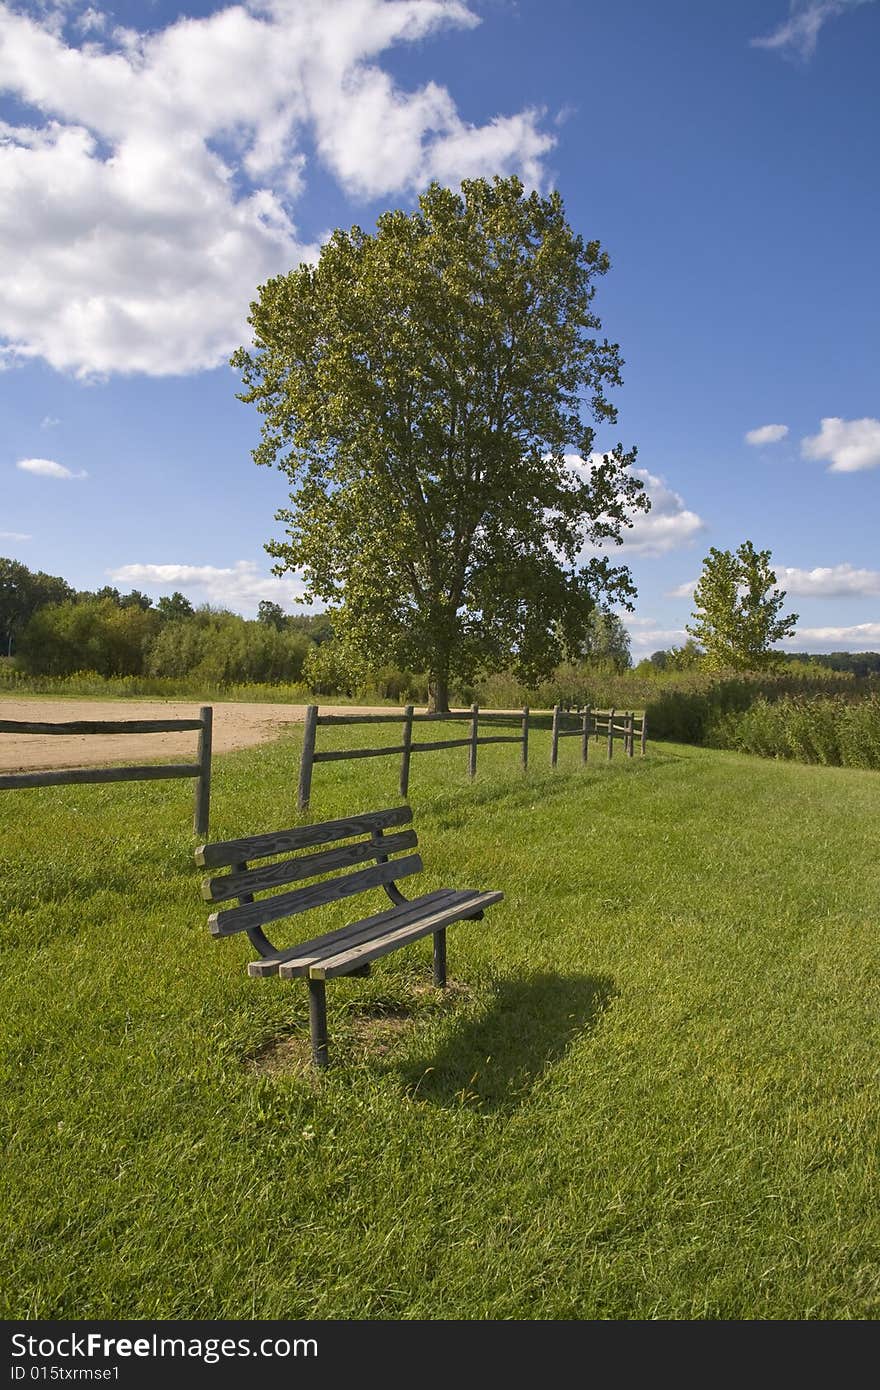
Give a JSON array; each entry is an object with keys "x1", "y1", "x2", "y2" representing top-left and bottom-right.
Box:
[
  {"x1": 618, "y1": 617, "x2": 688, "y2": 656},
  {"x1": 109, "y1": 559, "x2": 312, "y2": 616},
  {"x1": 565, "y1": 455, "x2": 705, "y2": 557},
  {"x1": 667, "y1": 579, "x2": 698, "y2": 599},
  {"x1": 16, "y1": 456, "x2": 87, "y2": 479},
  {"x1": 751, "y1": 1, "x2": 876, "y2": 63},
  {"x1": 786, "y1": 621, "x2": 880, "y2": 648},
  {"x1": 668, "y1": 563, "x2": 880, "y2": 602},
  {"x1": 0, "y1": 0, "x2": 554, "y2": 378},
  {"x1": 745, "y1": 423, "x2": 789, "y2": 445},
  {"x1": 801, "y1": 417, "x2": 880, "y2": 472},
  {"x1": 775, "y1": 563, "x2": 880, "y2": 597}
]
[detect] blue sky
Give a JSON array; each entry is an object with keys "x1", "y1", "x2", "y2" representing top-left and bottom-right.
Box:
[{"x1": 1, "y1": 0, "x2": 879, "y2": 657}]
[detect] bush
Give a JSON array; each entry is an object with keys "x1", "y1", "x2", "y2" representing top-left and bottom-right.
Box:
[
  {"x1": 16, "y1": 599, "x2": 158, "y2": 678},
  {"x1": 705, "y1": 694, "x2": 880, "y2": 770}
]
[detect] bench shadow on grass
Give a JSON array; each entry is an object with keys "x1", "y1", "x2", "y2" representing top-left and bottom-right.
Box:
[{"x1": 397, "y1": 972, "x2": 616, "y2": 1113}]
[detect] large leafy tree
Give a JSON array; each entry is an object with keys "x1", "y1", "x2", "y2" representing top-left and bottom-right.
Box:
[
  {"x1": 233, "y1": 176, "x2": 648, "y2": 711},
  {"x1": 687, "y1": 542, "x2": 798, "y2": 671}
]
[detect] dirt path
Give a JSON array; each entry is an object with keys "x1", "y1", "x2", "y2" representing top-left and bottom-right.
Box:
[{"x1": 0, "y1": 699, "x2": 412, "y2": 773}]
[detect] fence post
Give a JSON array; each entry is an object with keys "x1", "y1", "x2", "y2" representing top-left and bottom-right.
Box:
[
  {"x1": 468, "y1": 703, "x2": 479, "y2": 780},
  {"x1": 521, "y1": 706, "x2": 529, "y2": 770},
  {"x1": 399, "y1": 704, "x2": 414, "y2": 797},
  {"x1": 193, "y1": 705, "x2": 212, "y2": 837},
  {"x1": 581, "y1": 708, "x2": 590, "y2": 764},
  {"x1": 607, "y1": 707, "x2": 615, "y2": 761},
  {"x1": 298, "y1": 704, "x2": 318, "y2": 812},
  {"x1": 627, "y1": 711, "x2": 634, "y2": 758},
  {"x1": 641, "y1": 711, "x2": 648, "y2": 756},
  {"x1": 551, "y1": 705, "x2": 560, "y2": 767}
]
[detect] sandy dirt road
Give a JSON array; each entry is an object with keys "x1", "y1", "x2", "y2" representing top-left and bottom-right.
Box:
[{"x1": 0, "y1": 699, "x2": 410, "y2": 773}]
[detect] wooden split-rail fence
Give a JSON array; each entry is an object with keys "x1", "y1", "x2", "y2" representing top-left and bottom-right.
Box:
[
  {"x1": 298, "y1": 704, "x2": 528, "y2": 811},
  {"x1": 0, "y1": 707, "x2": 213, "y2": 835},
  {"x1": 298, "y1": 703, "x2": 648, "y2": 809},
  {"x1": 551, "y1": 706, "x2": 647, "y2": 765}
]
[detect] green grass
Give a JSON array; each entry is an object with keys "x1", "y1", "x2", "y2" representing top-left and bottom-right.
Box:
[{"x1": 2, "y1": 720, "x2": 879, "y2": 1319}]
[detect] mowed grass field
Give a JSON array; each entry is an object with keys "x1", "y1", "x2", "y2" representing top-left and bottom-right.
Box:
[{"x1": 2, "y1": 716, "x2": 879, "y2": 1320}]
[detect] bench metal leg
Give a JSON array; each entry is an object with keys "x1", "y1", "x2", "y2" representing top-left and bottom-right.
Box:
[
  {"x1": 433, "y1": 928, "x2": 447, "y2": 988},
  {"x1": 308, "y1": 979, "x2": 329, "y2": 1069}
]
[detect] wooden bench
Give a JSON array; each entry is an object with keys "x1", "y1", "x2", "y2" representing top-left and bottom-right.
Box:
[{"x1": 195, "y1": 805, "x2": 503, "y2": 1068}]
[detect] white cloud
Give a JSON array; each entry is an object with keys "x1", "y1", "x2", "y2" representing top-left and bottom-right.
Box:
[
  {"x1": 16, "y1": 456, "x2": 87, "y2": 478},
  {"x1": 801, "y1": 417, "x2": 880, "y2": 472},
  {"x1": 619, "y1": 468, "x2": 705, "y2": 556},
  {"x1": 785, "y1": 621, "x2": 880, "y2": 649},
  {"x1": 745, "y1": 423, "x2": 789, "y2": 446},
  {"x1": 619, "y1": 618, "x2": 688, "y2": 656},
  {"x1": 775, "y1": 563, "x2": 880, "y2": 597},
  {"x1": 667, "y1": 579, "x2": 698, "y2": 599},
  {"x1": 39, "y1": 415, "x2": 60, "y2": 429},
  {"x1": 0, "y1": 530, "x2": 31, "y2": 540},
  {"x1": 0, "y1": 1, "x2": 554, "y2": 378},
  {"x1": 565, "y1": 455, "x2": 705, "y2": 557},
  {"x1": 108, "y1": 559, "x2": 313, "y2": 616},
  {"x1": 668, "y1": 563, "x2": 880, "y2": 602},
  {"x1": 74, "y1": 6, "x2": 106, "y2": 36},
  {"x1": 751, "y1": 1, "x2": 876, "y2": 63}
]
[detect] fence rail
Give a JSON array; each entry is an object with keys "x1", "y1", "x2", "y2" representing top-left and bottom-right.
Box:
[
  {"x1": 0, "y1": 706, "x2": 213, "y2": 834},
  {"x1": 298, "y1": 704, "x2": 528, "y2": 810},
  {"x1": 550, "y1": 706, "x2": 647, "y2": 765},
  {"x1": 297, "y1": 703, "x2": 648, "y2": 808}
]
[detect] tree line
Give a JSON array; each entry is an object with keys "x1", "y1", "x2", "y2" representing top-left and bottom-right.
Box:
[
  {"x1": 0, "y1": 555, "x2": 638, "y2": 695},
  {"x1": 0, "y1": 558, "x2": 330, "y2": 685}
]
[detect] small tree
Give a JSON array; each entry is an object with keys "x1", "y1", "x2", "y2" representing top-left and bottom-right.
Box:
[
  {"x1": 257, "y1": 600, "x2": 288, "y2": 630},
  {"x1": 156, "y1": 591, "x2": 195, "y2": 622},
  {"x1": 233, "y1": 176, "x2": 648, "y2": 712},
  {"x1": 578, "y1": 607, "x2": 631, "y2": 669},
  {"x1": 687, "y1": 542, "x2": 798, "y2": 671}
]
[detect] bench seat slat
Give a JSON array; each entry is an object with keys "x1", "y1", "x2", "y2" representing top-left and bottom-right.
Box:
[
  {"x1": 208, "y1": 853, "x2": 423, "y2": 937},
  {"x1": 247, "y1": 889, "x2": 460, "y2": 977},
  {"x1": 202, "y1": 828, "x2": 418, "y2": 903},
  {"x1": 273, "y1": 890, "x2": 477, "y2": 976},
  {"x1": 290, "y1": 890, "x2": 503, "y2": 980},
  {"x1": 195, "y1": 805, "x2": 413, "y2": 869}
]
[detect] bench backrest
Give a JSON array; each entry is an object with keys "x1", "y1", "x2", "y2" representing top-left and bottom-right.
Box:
[{"x1": 195, "y1": 805, "x2": 421, "y2": 950}]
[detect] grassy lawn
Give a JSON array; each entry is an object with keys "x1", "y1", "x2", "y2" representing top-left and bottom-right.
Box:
[{"x1": 2, "y1": 719, "x2": 879, "y2": 1319}]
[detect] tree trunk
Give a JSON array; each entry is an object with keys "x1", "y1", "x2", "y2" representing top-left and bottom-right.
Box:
[{"x1": 428, "y1": 673, "x2": 450, "y2": 715}]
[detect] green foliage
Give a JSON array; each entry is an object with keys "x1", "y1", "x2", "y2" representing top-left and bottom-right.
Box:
[
  {"x1": 287, "y1": 612, "x2": 334, "y2": 645},
  {"x1": 257, "y1": 599, "x2": 287, "y2": 629},
  {"x1": 782, "y1": 650, "x2": 880, "y2": 677},
  {"x1": 665, "y1": 638, "x2": 705, "y2": 670},
  {"x1": 0, "y1": 557, "x2": 74, "y2": 655},
  {"x1": 0, "y1": 665, "x2": 313, "y2": 703},
  {"x1": 17, "y1": 598, "x2": 159, "y2": 677},
  {"x1": 687, "y1": 542, "x2": 798, "y2": 671},
  {"x1": 147, "y1": 610, "x2": 310, "y2": 685},
  {"x1": 15, "y1": 601, "x2": 311, "y2": 687},
  {"x1": 233, "y1": 175, "x2": 647, "y2": 710},
  {"x1": 156, "y1": 591, "x2": 195, "y2": 622},
  {"x1": 90, "y1": 585, "x2": 154, "y2": 611},
  {"x1": 576, "y1": 607, "x2": 632, "y2": 669},
  {"x1": 707, "y1": 694, "x2": 880, "y2": 769}
]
